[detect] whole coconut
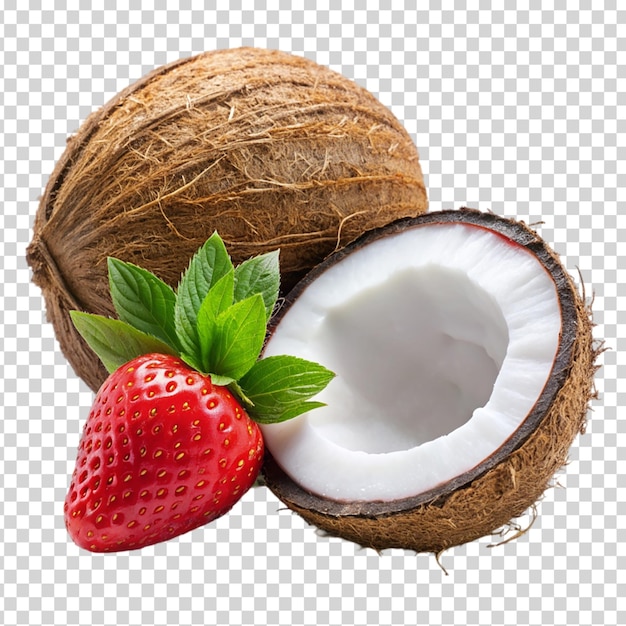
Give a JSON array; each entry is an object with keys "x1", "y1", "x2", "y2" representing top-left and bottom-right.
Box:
[{"x1": 27, "y1": 47, "x2": 428, "y2": 392}]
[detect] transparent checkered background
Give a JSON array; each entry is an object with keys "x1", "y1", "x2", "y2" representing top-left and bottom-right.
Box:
[{"x1": 1, "y1": 2, "x2": 623, "y2": 625}]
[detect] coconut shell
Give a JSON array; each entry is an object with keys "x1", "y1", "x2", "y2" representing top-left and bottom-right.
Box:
[
  {"x1": 27, "y1": 47, "x2": 427, "y2": 392},
  {"x1": 262, "y1": 208, "x2": 600, "y2": 555}
]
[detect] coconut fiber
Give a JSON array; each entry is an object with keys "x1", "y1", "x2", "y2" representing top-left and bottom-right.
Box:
[{"x1": 27, "y1": 47, "x2": 427, "y2": 392}]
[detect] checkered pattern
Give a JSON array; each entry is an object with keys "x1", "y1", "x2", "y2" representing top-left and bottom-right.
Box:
[{"x1": 1, "y1": 2, "x2": 623, "y2": 625}]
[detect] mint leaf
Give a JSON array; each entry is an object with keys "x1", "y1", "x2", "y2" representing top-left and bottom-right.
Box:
[
  {"x1": 196, "y1": 270, "x2": 234, "y2": 372},
  {"x1": 107, "y1": 257, "x2": 179, "y2": 351},
  {"x1": 234, "y1": 250, "x2": 280, "y2": 321},
  {"x1": 238, "y1": 355, "x2": 335, "y2": 424},
  {"x1": 70, "y1": 232, "x2": 335, "y2": 428},
  {"x1": 210, "y1": 374, "x2": 237, "y2": 387},
  {"x1": 70, "y1": 311, "x2": 177, "y2": 374},
  {"x1": 208, "y1": 293, "x2": 266, "y2": 381},
  {"x1": 197, "y1": 270, "x2": 235, "y2": 322},
  {"x1": 180, "y1": 352, "x2": 204, "y2": 373},
  {"x1": 228, "y1": 380, "x2": 255, "y2": 410},
  {"x1": 269, "y1": 401, "x2": 328, "y2": 422},
  {"x1": 174, "y1": 233, "x2": 234, "y2": 364}
]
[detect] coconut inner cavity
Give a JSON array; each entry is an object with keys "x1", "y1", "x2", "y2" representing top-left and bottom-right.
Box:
[
  {"x1": 310, "y1": 266, "x2": 508, "y2": 454},
  {"x1": 262, "y1": 223, "x2": 561, "y2": 502}
]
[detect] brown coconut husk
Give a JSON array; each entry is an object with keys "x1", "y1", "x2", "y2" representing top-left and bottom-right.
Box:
[
  {"x1": 27, "y1": 47, "x2": 427, "y2": 392},
  {"x1": 262, "y1": 208, "x2": 601, "y2": 555}
]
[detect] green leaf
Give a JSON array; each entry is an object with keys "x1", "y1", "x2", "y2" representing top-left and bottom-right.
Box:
[
  {"x1": 238, "y1": 355, "x2": 335, "y2": 424},
  {"x1": 270, "y1": 401, "x2": 328, "y2": 422},
  {"x1": 180, "y1": 352, "x2": 204, "y2": 373},
  {"x1": 70, "y1": 311, "x2": 178, "y2": 374},
  {"x1": 228, "y1": 380, "x2": 255, "y2": 410},
  {"x1": 107, "y1": 257, "x2": 179, "y2": 351},
  {"x1": 208, "y1": 294, "x2": 266, "y2": 381},
  {"x1": 209, "y1": 374, "x2": 236, "y2": 387},
  {"x1": 197, "y1": 270, "x2": 235, "y2": 325},
  {"x1": 196, "y1": 270, "x2": 235, "y2": 372},
  {"x1": 233, "y1": 250, "x2": 280, "y2": 320},
  {"x1": 174, "y1": 232, "x2": 234, "y2": 364}
]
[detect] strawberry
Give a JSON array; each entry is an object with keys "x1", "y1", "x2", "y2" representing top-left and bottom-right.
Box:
[
  {"x1": 64, "y1": 353, "x2": 263, "y2": 552},
  {"x1": 65, "y1": 233, "x2": 334, "y2": 552}
]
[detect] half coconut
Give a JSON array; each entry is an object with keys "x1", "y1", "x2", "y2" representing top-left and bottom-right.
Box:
[{"x1": 260, "y1": 208, "x2": 598, "y2": 554}]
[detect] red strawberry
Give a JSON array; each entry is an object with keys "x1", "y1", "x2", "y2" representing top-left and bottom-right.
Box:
[
  {"x1": 65, "y1": 233, "x2": 333, "y2": 552},
  {"x1": 64, "y1": 353, "x2": 264, "y2": 552}
]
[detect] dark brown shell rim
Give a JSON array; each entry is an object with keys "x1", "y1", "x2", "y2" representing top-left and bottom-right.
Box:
[{"x1": 262, "y1": 207, "x2": 579, "y2": 517}]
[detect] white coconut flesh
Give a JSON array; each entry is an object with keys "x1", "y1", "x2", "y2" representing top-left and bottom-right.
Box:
[{"x1": 261, "y1": 223, "x2": 562, "y2": 502}]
